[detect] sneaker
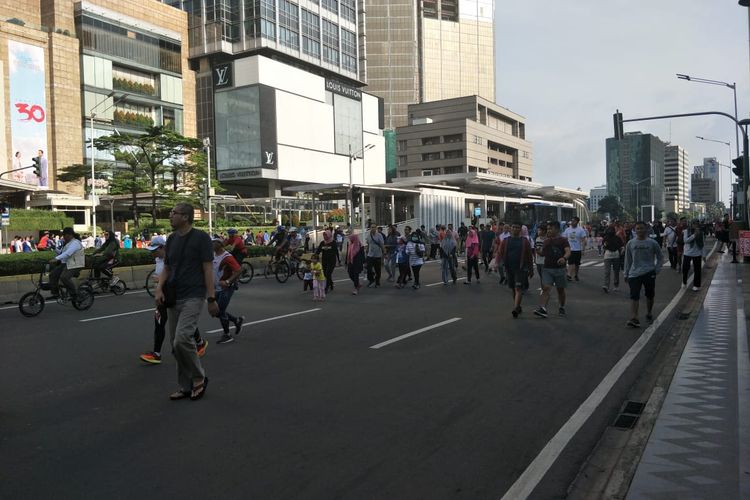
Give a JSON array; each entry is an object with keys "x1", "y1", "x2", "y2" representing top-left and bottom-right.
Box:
[
  {"x1": 464, "y1": 281, "x2": 471, "y2": 285},
  {"x1": 234, "y1": 316, "x2": 244, "y2": 336},
  {"x1": 566, "y1": 275, "x2": 573, "y2": 282},
  {"x1": 602, "y1": 286, "x2": 609, "y2": 293},
  {"x1": 558, "y1": 307, "x2": 566, "y2": 316},
  {"x1": 512, "y1": 307, "x2": 519, "y2": 318},
  {"x1": 140, "y1": 352, "x2": 161, "y2": 364},
  {"x1": 692, "y1": 286, "x2": 700, "y2": 291},
  {"x1": 217, "y1": 334, "x2": 234, "y2": 344},
  {"x1": 626, "y1": 319, "x2": 640, "y2": 328},
  {"x1": 352, "y1": 289, "x2": 358, "y2": 295},
  {"x1": 367, "y1": 282, "x2": 375, "y2": 288},
  {"x1": 533, "y1": 307, "x2": 548, "y2": 318},
  {"x1": 613, "y1": 286, "x2": 619, "y2": 292},
  {"x1": 646, "y1": 313, "x2": 654, "y2": 322},
  {"x1": 196, "y1": 341, "x2": 207, "y2": 357},
  {"x1": 574, "y1": 275, "x2": 579, "y2": 282}
]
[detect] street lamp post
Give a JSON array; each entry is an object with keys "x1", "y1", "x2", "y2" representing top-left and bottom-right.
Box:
[
  {"x1": 625, "y1": 176, "x2": 651, "y2": 219},
  {"x1": 348, "y1": 143, "x2": 375, "y2": 229},
  {"x1": 677, "y1": 74, "x2": 740, "y2": 156},
  {"x1": 89, "y1": 91, "x2": 127, "y2": 236},
  {"x1": 203, "y1": 137, "x2": 213, "y2": 236}
]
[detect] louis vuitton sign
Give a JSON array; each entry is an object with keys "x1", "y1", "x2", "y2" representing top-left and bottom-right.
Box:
[
  {"x1": 213, "y1": 63, "x2": 233, "y2": 89},
  {"x1": 325, "y1": 79, "x2": 362, "y2": 101}
]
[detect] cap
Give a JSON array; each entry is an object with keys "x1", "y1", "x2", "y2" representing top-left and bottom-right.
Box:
[
  {"x1": 227, "y1": 228, "x2": 237, "y2": 234},
  {"x1": 146, "y1": 235, "x2": 167, "y2": 251}
]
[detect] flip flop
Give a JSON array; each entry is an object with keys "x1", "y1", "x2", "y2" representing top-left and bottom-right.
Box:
[
  {"x1": 169, "y1": 390, "x2": 190, "y2": 401},
  {"x1": 190, "y1": 377, "x2": 209, "y2": 401}
]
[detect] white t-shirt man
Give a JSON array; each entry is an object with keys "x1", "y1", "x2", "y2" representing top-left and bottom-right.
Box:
[{"x1": 563, "y1": 225, "x2": 588, "y2": 252}]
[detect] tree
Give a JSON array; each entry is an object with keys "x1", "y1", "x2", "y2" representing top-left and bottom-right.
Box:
[
  {"x1": 597, "y1": 195, "x2": 623, "y2": 218},
  {"x1": 94, "y1": 126, "x2": 203, "y2": 222},
  {"x1": 161, "y1": 150, "x2": 224, "y2": 212},
  {"x1": 706, "y1": 202, "x2": 726, "y2": 220}
]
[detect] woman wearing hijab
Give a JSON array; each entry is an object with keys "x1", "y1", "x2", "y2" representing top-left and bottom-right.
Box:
[
  {"x1": 405, "y1": 233, "x2": 426, "y2": 289},
  {"x1": 316, "y1": 230, "x2": 339, "y2": 292},
  {"x1": 464, "y1": 227, "x2": 480, "y2": 284},
  {"x1": 346, "y1": 233, "x2": 365, "y2": 295},
  {"x1": 440, "y1": 228, "x2": 457, "y2": 284}
]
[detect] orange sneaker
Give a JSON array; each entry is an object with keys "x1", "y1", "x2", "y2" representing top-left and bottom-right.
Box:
[
  {"x1": 140, "y1": 352, "x2": 161, "y2": 364},
  {"x1": 196, "y1": 340, "x2": 207, "y2": 357}
]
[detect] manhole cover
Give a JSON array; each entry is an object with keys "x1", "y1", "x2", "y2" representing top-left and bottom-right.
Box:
[{"x1": 623, "y1": 401, "x2": 645, "y2": 415}]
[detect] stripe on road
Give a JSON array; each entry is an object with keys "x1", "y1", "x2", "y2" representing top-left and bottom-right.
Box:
[
  {"x1": 206, "y1": 308, "x2": 321, "y2": 334},
  {"x1": 369, "y1": 317, "x2": 462, "y2": 349},
  {"x1": 426, "y1": 277, "x2": 466, "y2": 287},
  {"x1": 80, "y1": 308, "x2": 153, "y2": 322},
  {"x1": 580, "y1": 261, "x2": 599, "y2": 267}
]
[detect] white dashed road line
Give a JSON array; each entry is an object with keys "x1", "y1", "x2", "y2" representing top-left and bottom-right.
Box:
[
  {"x1": 80, "y1": 308, "x2": 154, "y2": 322},
  {"x1": 369, "y1": 317, "x2": 462, "y2": 349},
  {"x1": 206, "y1": 308, "x2": 321, "y2": 334}
]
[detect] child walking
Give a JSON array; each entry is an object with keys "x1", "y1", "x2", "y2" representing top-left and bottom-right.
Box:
[
  {"x1": 310, "y1": 254, "x2": 326, "y2": 301},
  {"x1": 302, "y1": 259, "x2": 313, "y2": 291}
]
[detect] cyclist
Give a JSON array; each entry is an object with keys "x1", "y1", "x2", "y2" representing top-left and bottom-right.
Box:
[
  {"x1": 268, "y1": 225, "x2": 290, "y2": 261},
  {"x1": 48, "y1": 227, "x2": 85, "y2": 299},
  {"x1": 223, "y1": 228, "x2": 247, "y2": 264},
  {"x1": 91, "y1": 230, "x2": 120, "y2": 279}
]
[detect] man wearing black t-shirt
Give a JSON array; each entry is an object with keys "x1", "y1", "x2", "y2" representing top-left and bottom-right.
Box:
[
  {"x1": 156, "y1": 203, "x2": 219, "y2": 401},
  {"x1": 534, "y1": 221, "x2": 571, "y2": 318}
]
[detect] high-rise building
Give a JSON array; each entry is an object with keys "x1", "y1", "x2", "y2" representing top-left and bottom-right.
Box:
[
  {"x1": 395, "y1": 95, "x2": 532, "y2": 180},
  {"x1": 606, "y1": 131, "x2": 667, "y2": 214},
  {"x1": 691, "y1": 174, "x2": 717, "y2": 205},
  {"x1": 588, "y1": 185, "x2": 607, "y2": 212},
  {"x1": 170, "y1": 0, "x2": 386, "y2": 198},
  {"x1": 362, "y1": 0, "x2": 495, "y2": 129},
  {"x1": 663, "y1": 145, "x2": 689, "y2": 213},
  {"x1": 693, "y1": 158, "x2": 721, "y2": 203}
]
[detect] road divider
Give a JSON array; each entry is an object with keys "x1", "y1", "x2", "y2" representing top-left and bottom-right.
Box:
[
  {"x1": 206, "y1": 308, "x2": 321, "y2": 334},
  {"x1": 369, "y1": 317, "x2": 462, "y2": 349}
]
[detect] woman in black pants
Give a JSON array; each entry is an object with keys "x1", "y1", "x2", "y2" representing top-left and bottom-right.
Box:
[
  {"x1": 316, "y1": 230, "x2": 339, "y2": 292},
  {"x1": 682, "y1": 220, "x2": 704, "y2": 291},
  {"x1": 346, "y1": 234, "x2": 365, "y2": 295}
]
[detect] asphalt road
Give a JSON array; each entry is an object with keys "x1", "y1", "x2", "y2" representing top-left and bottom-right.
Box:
[{"x1": 1, "y1": 251, "x2": 685, "y2": 500}]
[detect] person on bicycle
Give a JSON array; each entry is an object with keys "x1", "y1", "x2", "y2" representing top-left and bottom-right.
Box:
[
  {"x1": 48, "y1": 227, "x2": 85, "y2": 299},
  {"x1": 288, "y1": 228, "x2": 303, "y2": 256},
  {"x1": 269, "y1": 225, "x2": 289, "y2": 261},
  {"x1": 91, "y1": 230, "x2": 120, "y2": 279},
  {"x1": 223, "y1": 228, "x2": 247, "y2": 264}
]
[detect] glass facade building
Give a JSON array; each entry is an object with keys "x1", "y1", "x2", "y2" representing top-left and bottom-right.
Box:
[{"x1": 606, "y1": 132, "x2": 667, "y2": 214}]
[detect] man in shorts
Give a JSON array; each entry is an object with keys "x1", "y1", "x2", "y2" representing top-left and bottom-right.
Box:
[
  {"x1": 534, "y1": 221, "x2": 571, "y2": 318},
  {"x1": 562, "y1": 216, "x2": 587, "y2": 281},
  {"x1": 497, "y1": 222, "x2": 534, "y2": 318},
  {"x1": 623, "y1": 221, "x2": 664, "y2": 327}
]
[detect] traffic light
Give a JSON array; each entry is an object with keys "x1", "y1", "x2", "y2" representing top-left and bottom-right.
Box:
[
  {"x1": 613, "y1": 110, "x2": 624, "y2": 140},
  {"x1": 32, "y1": 156, "x2": 41, "y2": 177},
  {"x1": 732, "y1": 155, "x2": 745, "y2": 179}
]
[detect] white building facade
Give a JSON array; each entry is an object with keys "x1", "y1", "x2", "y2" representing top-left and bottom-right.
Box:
[
  {"x1": 588, "y1": 185, "x2": 607, "y2": 212},
  {"x1": 664, "y1": 145, "x2": 690, "y2": 213}
]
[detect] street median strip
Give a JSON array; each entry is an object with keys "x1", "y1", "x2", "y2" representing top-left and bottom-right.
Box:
[{"x1": 369, "y1": 317, "x2": 462, "y2": 349}]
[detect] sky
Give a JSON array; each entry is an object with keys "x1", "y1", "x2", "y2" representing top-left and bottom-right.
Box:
[{"x1": 494, "y1": 0, "x2": 750, "y2": 205}]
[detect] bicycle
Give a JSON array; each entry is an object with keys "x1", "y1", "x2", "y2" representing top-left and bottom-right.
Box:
[
  {"x1": 263, "y1": 255, "x2": 290, "y2": 283},
  {"x1": 19, "y1": 263, "x2": 95, "y2": 317},
  {"x1": 84, "y1": 260, "x2": 127, "y2": 295},
  {"x1": 145, "y1": 269, "x2": 158, "y2": 297},
  {"x1": 237, "y1": 258, "x2": 255, "y2": 284},
  {"x1": 288, "y1": 251, "x2": 308, "y2": 280}
]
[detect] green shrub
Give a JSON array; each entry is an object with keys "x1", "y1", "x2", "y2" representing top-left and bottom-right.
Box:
[
  {"x1": 5, "y1": 209, "x2": 74, "y2": 231},
  {"x1": 246, "y1": 245, "x2": 274, "y2": 257},
  {"x1": 0, "y1": 249, "x2": 154, "y2": 277}
]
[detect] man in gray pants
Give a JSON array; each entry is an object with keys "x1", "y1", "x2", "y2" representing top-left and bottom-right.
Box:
[{"x1": 155, "y1": 203, "x2": 219, "y2": 401}]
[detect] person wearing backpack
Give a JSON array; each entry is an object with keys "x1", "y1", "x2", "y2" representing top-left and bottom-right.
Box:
[
  {"x1": 682, "y1": 220, "x2": 705, "y2": 291},
  {"x1": 406, "y1": 233, "x2": 426, "y2": 289},
  {"x1": 439, "y1": 228, "x2": 458, "y2": 284},
  {"x1": 601, "y1": 226, "x2": 624, "y2": 293}
]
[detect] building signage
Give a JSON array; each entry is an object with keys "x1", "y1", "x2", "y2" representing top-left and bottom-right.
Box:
[
  {"x1": 218, "y1": 169, "x2": 264, "y2": 181},
  {"x1": 213, "y1": 63, "x2": 233, "y2": 89},
  {"x1": 8, "y1": 40, "x2": 48, "y2": 189},
  {"x1": 325, "y1": 79, "x2": 362, "y2": 101}
]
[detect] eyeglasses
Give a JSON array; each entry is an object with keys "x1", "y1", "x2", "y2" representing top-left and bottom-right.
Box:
[{"x1": 169, "y1": 210, "x2": 186, "y2": 216}]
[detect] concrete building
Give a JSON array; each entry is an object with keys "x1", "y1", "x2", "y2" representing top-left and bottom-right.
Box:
[
  {"x1": 606, "y1": 131, "x2": 666, "y2": 214},
  {"x1": 395, "y1": 95, "x2": 532, "y2": 181},
  {"x1": 693, "y1": 158, "x2": 721, "y2": 204},
  {"x1": 663, "y1": 145, "x2": 690, "y2": 214},
  {"x1": 588, "y1": 185, "x2": 607, "y2": 212},
  {"x1": 361, "y1": 0, "x2": 495, "y2": 130},
  {"x1": 1, "y1": 0, "x2": 195, "y2": 226},
  {"x1": 172, "y1": 0, "x2": 385, "y2": 198},
  {"x1": 691, "y1": 173, "x2": 717, "y2": 205}
]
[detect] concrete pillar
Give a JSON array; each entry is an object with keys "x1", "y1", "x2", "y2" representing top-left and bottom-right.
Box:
[
  {"x1": 390, "y1": 194, "x2": 395, "y2": 225},
  {"x1": 361, "y1": 191, "x2": 366, "y2": 234}
]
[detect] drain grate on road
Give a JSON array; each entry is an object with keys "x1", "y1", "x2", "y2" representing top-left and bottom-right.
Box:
[{"x1": 613, "y1": 400, "x2": 646, "y2": 429}]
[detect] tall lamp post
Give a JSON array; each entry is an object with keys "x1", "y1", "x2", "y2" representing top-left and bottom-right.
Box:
[
  {"x1": 696, "y1": 136, "x2": 732, "y2": 213},
  {"x1": 348, "y1": 143, "x2": 375, "y2": 229},
  {"x1": 203, "y1": 137, "x2": 213, "y2": 236},
  {"x1": 624, "y1": 176, "x2": 652, "y2": 219},
  {"x1": 677, "y1": 74, "x2": 740, "y2": 156},
  {"x1": 89, "y1": 91, "x2": 128, "y2": 235}
]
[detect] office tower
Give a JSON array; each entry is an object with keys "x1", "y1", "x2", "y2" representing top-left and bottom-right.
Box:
[
  {"x1": 606, "y1": 132, "x2": 667, "y2": 214},
  {"x1": 664, "y1": 145, "x2": 690, "y2": 213}
]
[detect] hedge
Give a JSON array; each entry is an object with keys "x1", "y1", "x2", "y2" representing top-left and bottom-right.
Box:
[
  {"x1": 4, "y1": 209, "x2": 74, "y2": 231},
  {"x1": 0, "y1": 249, "x2": 154, "y2": 277},
  {"x1": 0, "y1": 245, "x2": 275, "y2": 276}
]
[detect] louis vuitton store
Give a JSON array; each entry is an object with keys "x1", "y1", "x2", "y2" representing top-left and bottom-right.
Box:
[{"x1": 209, "y1": 54, "x2": 386, "y2": 199}]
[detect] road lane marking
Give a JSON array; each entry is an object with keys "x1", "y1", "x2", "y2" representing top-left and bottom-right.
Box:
[
  {"x1": 80, "y1": 308, "x2": 153, "y2": 322},
  {"x1": 580, "y1": 261, "x2": 599, "y2": 267},
  {"x1": 206, "y1": 308, "x2": 321, "y2": 334},
  {"x1": 426, "y1": 277, "x2": 466, "y2": 287},
  {"x1": 500, "y1": 241, "x2": 718, "y2": 500},
  {"x1": 369, "y1": 317, "x2": 462, "y2": 349}
]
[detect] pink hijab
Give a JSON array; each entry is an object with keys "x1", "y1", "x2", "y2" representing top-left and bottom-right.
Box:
[
  {"x1": 323, "y1": 230, "x2": 333, "y2": 243},
  {"x1": 347, "y1": 234, "x2": 361, "y2": 263},
  {"x1": 465, "y1": 228, "x2": 479, "y2": 248}
]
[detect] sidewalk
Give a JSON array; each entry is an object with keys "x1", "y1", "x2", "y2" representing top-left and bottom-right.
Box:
[{"x1": 626, "y1": 253, "x2": 750, "y2": 499}]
